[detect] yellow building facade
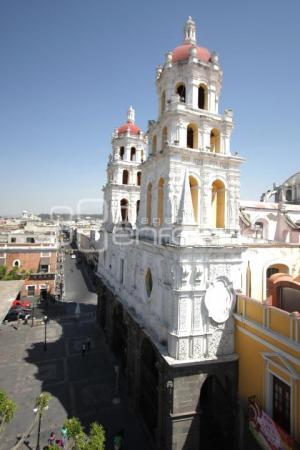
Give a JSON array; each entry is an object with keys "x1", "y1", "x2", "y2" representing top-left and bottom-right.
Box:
[{"x1": 235, "y1": 295, "x2": 300, "y2": 445}]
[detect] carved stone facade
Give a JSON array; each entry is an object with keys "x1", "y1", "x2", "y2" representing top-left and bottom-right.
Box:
[{"x1": 96, "y1": 278, "x2": 239, "y2": 450}]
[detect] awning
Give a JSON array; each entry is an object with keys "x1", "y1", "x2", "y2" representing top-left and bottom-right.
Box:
[
  {"x1": 0, "y1": 280, "x2": 25, "y2": 323},
  {"x1": 40, "y1": 257, "x2": 51, "y2": 265}
]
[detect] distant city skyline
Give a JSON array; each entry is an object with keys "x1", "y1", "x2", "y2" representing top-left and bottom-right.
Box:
[{"x1": 1, "y1": 0, "x2": 299, "y2": 215}]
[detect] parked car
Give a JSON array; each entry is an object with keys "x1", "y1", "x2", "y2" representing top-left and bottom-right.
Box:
[
  {"x1": 11, "y1": 298, "x2": 31, "y2": 309},
  {"x1": 3, "y1": 308, "x2": 31, "y2": 322}
]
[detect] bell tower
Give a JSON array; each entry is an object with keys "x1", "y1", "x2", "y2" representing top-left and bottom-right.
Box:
[
  {"x1": 103, "y1": 107, "x2": 146, "y2": 228},
  {"x1": 138, "y1": 17, "x2": 243, "y2": 244}
]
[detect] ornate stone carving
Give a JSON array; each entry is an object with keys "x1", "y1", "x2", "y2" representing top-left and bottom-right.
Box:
[
  {"x1": 192, "y1": 297, "x2": 202, "y2": 330},
  {"x1": 204, "y1": 277, "x2": 235, "y2": 323},
  {"x1": 192, "y1": 337, "x2": 203, "y2": 358},
  {"x1": 179, "y1": 298, "x2": 187, "y2": 330},
  {"x1": 178, "y1": 339, "x2": 188, "y2": 359},
  {"x1": 193, "y1": 266, "x2": 203, "y2": 284}
]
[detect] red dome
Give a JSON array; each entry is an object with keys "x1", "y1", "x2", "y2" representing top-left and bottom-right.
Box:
[
  {"x1": 172, "y1": 44, "x2": 211, "y2": 63},
  {"x1": 118, "y1": 122, "x2": 141, "y2": 135}
]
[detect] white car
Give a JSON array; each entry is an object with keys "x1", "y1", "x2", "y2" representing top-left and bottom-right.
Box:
[{"x1": 71, "y1": 254, "x2": 76, "y2": 259}]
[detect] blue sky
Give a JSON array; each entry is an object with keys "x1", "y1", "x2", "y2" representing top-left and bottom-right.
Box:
[{"x1": 0, "y1": 0, "x2": 299, "y2": 215}]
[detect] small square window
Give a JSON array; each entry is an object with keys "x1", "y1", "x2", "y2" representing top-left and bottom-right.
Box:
[{"x1": 27, "y1": 286, "x2": 35, "y2": 296}]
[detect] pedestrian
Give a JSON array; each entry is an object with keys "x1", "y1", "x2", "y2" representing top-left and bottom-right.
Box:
[
  {"x1": 86, "y1": 336, "x2": 91, "y2": 351},
  {"x1": 113, "y1": 429, "x2": 125, "y2": 450},
  {"x1": 55, "y1": 438, "x2": 64, "y2": 448},
  {"x1": 81, "y1": 342, "x2": 86, "y2": 357},
  {"x1": 48, "y1": 431, "x2": 55, "y2": 446},
  {"x1": 61, "y1": 426, "x2": 67, "y2": 447}
]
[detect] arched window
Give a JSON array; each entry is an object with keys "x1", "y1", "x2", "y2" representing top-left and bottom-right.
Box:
[
  {"x1": 210, "y1": 129, "x2": 220, "y2": 153},
  {"x1": 198, "y1": 84, "x2": 207, "y2": 109},
  {"x1": 254, "y1": 219, "x2": 268, "y2": 239},
  {"x1": 161, "y1": 127, "x2": 168, "y2": 151},
  {"x1": 160, "y1": 91, "x2": 166, "y2": 114},
  {"x1": 13, "y1": 260, "x2": 20, "y2": 268},
  {"x1": 146, "y1": 183, "x2": 152, "y2": 225},
  {"x1": 189, "y1": 176, "x2": 199, "y2": 223},
  {"x1": 120, "y1": 198, "x2": 129, "y2": 222},
  {"x1": 130, "y1": 147, "x2": 136, "y2": 161},
  {"x1": 286, "y1": 189, "x2": 292, "y2": 202},
  {"x1": 211, "y1": 180, "x2": 225, "y2": 228},
  {"x1": 176, "y1": 83, "x2": 186, "y2": 102},
  {"x1": 187, "y1": 123, "x2": 198, "y2": 149},
  {"x1": 152, "y1": 135, "x2": 157, "y2": 156},
  {"x1": 157, "y1": 178, "x2": 164, "y2": 225},
  {"x1": 137, "y1": 171, "x2": 141, "y2": 186},
  {"x1": 122, "y1": 170, "x2": 129, "y2": 185},
  {"x1": 136, "y1": 200, "x2": 140, "y2": 220},
  {"x1": 120, "y1": 147, "x2": 125, "y2": 160}
]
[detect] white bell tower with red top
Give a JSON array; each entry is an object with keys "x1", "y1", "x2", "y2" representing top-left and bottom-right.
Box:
[{"x1": 103, "y1": 107, "x2": 147, "y2": 228}]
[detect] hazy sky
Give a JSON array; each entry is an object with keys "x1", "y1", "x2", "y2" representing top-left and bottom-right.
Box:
[{"x1": 0, "y1": 0, "x2": 299, "y2": 216}]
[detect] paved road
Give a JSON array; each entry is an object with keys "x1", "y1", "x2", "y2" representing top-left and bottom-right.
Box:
[
  {"x1": 63, "y1": 253, "x2": 97, "y2": 305},
  {"x1": 0, "y1": 250, "x2": 150, "y2": 450}
]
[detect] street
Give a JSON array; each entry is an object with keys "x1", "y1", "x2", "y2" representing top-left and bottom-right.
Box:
[{"x1": 0, "y1": 251, "x2": 150, "y2": 449}]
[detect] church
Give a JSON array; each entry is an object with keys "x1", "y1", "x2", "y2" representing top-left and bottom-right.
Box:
[{"x1": 96, "y1": 18, "x2": 300, "y2": 449}]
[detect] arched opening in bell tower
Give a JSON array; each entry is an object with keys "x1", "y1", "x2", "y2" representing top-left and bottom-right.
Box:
[
  {"x1": 122, "y1": 170, "x2": 129, "y2": 185},
  {"x1": 211, "y1": 180, "x2": 225, "y2": 228},
  {"x1": 120, "y1": 146, "x2": 125, "y2": 160},
  {"x1": 146, "y1": 183, "x2": 152, "y2": 225},
  {"x1": 210, "y1": 129, "x2": 221, "y2": 153},
  {"x1": 161, "y1": 127, "x2": 168, "y2": 151},
  {"x1": 152, "y1": 135, "x2": 157, "y2": 156},
  {"x1": 137, "y1": 171, "x2": 141, "y2": 186},
  {"x1": 130, "y1": 147, "x2": 136, "y2": 161},
  {"x1": 198, "y1": 84, "x2": 208, "y2": 110},
  {"x1": 176, "y1": 83, "x2": 186, "y2": 102},
  {"x1": 187, "y1": 124, "x2": 198, "y2": 149},
  {"x1": 160, "y1": 91, "x2": 166, "y2": 114},
  {"x1": 189, "y1": 176, "x2": 199, "y2": 223},
  {"x1": 157, "y1": 177, "x2": 164, "y2": 225},
  {"x1": 120, "y1": 198, "x2": 129, "y2": 222}
]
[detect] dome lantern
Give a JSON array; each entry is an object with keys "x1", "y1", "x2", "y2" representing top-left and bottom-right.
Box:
[{"x1": 184, "y1": 16, "x2": 196, "y2": 45}]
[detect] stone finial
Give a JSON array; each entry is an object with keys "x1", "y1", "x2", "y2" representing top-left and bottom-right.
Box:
[
  {"x1": 184, "y1": 16, "x2": 196, "y2": 45},
  {"x1": 165, "y1": 52, "x2": 173, "y2": 67},
  {"x1": 176, "y1": 169, "x2": 196, "y2": 225},
  {"x1": 127, "y1": 106, "x2": 135, "y2": 123},
  {"x1": 211, "y1": 51, "x2": 219, "y2": 64},
  {"x1": 156, "y1": 65, "x2": 163, "y2": 79}
]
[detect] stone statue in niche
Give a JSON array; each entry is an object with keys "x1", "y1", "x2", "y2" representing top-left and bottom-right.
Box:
[
  {"x1": 194, "y1": 266, "x2": 203, "y2": 284},
  {"x1": 179, "y1": 265, "x2": 190, "y2": 284},
  {"x1": 204, "y1": 277, "x2": 235, "y2": 324}
]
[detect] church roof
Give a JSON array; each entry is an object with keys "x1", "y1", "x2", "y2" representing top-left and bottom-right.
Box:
[
  {"x1": 172, "y1": 44, "x2": 211, "y2": 63},
  {"x1": 117, "y1": 122, "x2": 141, "y2": 135},
  {"x1": 282, "y1": 171, "x2": 300, "y2": 186}
]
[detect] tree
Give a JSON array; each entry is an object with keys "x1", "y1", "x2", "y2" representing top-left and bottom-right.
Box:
[
  {"x1": 84, "y1": 422, "x2": 105, "y2": 450},
  {"x1": 63, "y1": 417, "x2": 86, "y2": 450},
  {"x1": 0, "y1": 265, "x2": 33, "y2": 281},
  {"x1": 0, "y1": 390, "x2": 16, "y2": 437},
  {"x1": 10, "y1": 392, "x2": 51, "y2": 450},
  {"x1": 63, "y1": 417, "x2": 105, "y2": 450}
]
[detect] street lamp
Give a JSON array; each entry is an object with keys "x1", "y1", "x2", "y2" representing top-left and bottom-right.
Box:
[
  {"x1": 43, "y1": 316, "x2": 48, "y2": 351},
  {"x1": 33, "y1": 403, "x2": 49, "y2": 450}
]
